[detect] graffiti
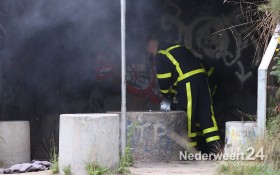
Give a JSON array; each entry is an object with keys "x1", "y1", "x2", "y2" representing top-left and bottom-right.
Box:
[
  {"x1": 160, "y1": 1, "x2": 261, "y2": 88},
  {"x1": 235, "y1": 61, "x2": 253, "y2": 87},
  {"x1": 225, "y1": 124, "x2": 257, "y2": 150},
  {"x1": 135, "y1": 121, "x2": 167, "y2": 144},
  {"x1": 153, "y1": 123, "x2": 167, "y2": 142},
  {"x1": 126, "y1": 57, "x2": 161, "y2": 104},
  {"x1": 138, "y1": 122, "x2": 151, "y2": 142}
]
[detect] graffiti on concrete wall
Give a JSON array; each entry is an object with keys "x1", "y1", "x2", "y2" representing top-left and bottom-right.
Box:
[
  {"x1": 160, "y1": 1, "x2": 261, "y2": 88},
  {"x1": 225, "y1": 123, "x2": 258, "y2": 154},
  {"x1": 136, "y1": 121, "x2": 167, "y2": 143}
]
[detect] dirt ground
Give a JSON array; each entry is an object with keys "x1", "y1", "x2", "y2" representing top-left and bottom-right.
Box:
[
  {"x1": 0, "y1": 171, "x2": 54, "y2": 175},
  {"x1": 1, "y1": 161, "x2": 217, "y2": 175},
  {"x1": 130, "y1": 161, "x2": 217, "y2": 175}
]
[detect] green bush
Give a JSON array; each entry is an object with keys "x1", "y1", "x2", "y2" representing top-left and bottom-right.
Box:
[{"x1": 271, "y1": 47, "x2": 280, "y2": 82}]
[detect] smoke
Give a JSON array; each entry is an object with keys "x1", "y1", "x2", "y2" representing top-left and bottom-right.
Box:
[
  {"x1": 0, "y1": 0, "x2": 164, "y2": 120},
  {"x1": 0, "y1": 0, "x2": 123, "y2": 119},
  {"x1": 0, "y1": 0, "x2": 260, "y2": 160},
  {"x1": 0, "y1": 0, "x2": 259, "y2": 119},
  {"x1": 4, "y1": 1, "x2": 120, "y2": 41}
]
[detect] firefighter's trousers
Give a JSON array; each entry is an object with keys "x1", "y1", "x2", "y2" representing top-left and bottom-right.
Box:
[{"x1": 176, "y1": 74, "x2": 221, "y2": 153}]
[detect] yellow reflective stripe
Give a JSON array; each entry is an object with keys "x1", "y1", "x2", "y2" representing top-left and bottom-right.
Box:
[
  {"x1": 206, "y1": 136, "x2": 220, "y2": 143},
  {"x1": 186, "y1": 82, "x2": 196, "y2": 138},
  {"x1": 276, "y1": 48, "x2": 280, "y2": 52},
  {"x1": 207, "y1": 67, "x2": 215, "y2": 77},
  {"x1": 205, "y1": 79, "x2": 219, "y2": 134},
  {"x1": 159, "y1": 49, "x2": 206, "y2": 87},
  {"x1": 210, "y1": 99, "x2": 218, "y2": 130},
  {"x1": 177, "y1": 69, "x2": 205, "y2": 82},
  {"x1": 160, "y1": 89, "x2": 169, "y2": 94},
  {"x1": 203, "y1": 126, "x2": 218, "y2": 134},
  {"x1": 212, "y1": 85, "x2": 218, "y2": 96},
  {"x1": 157, "y1": 72, "x2": 172, "y2": 79},
  {"x1": 189, "y1": 133, "x2": 197, "y2": 137},
  {"x1": 170, "y1": 88, "x2": 176, "y2": 94},
  {"x1": 158, "y1": 49, "x2": 183, "y2": 76},
  {"x1": 166, "y1": 45, "x2": 181, "y2": 52},
  {"x1": 189, "y1": 142, "x2": 197, "y2": 147}
]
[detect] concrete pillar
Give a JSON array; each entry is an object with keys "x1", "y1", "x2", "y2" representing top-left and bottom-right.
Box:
[
  {"x1": 0, "y1": 121, "x2": 30, "y2": 167},
  {"x1": 257, "y1": 24, "x2": 280, "y2": 136},
  {"x1": 59, "y1": 114, "x2": 119, "y2": 175},
  {"x1": 224, "y1": 121, "x2": 258, "y2": 155},
  {"x1": 109, "y1": 111, "x2": 188, "y2": 162}
]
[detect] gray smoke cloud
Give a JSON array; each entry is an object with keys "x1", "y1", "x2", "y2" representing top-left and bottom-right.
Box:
[
  {"x1": 0, "y1": 1, "x2": 126, "y2": 158},
  {"x1": 0, "y1": 0, "x2": 123, "y2": 119},
  {"x1": 0, "y1": 0, "x2": 162, "y2": 119}
]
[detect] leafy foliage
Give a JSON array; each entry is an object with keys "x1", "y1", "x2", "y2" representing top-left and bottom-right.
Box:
[{"x1": 270, "y1": 43, "x2": 280, "y2": 82}]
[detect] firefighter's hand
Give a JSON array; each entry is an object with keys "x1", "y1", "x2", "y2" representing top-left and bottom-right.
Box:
[{"x1": 160, "y1": 98, "x2": 171, "y2": 111}]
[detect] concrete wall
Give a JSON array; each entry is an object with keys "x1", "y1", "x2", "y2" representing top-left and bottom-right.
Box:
[
  {"x1": 59, "y1": 114, "x2": 119, "y2": 175},
  {"x1": 0, "y1": 121, "x2": 30, "y2": 167},
  {"x1": 109, "y1": 111, "x2": 188, "y2": 162},
  {"x1": 224, "y1": 121, "x2": 258, "y2": 155}
]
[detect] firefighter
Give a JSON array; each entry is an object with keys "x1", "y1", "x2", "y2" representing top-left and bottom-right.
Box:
[{"x1": 146, "y1": 36, "x2": 221, "y2": 154}]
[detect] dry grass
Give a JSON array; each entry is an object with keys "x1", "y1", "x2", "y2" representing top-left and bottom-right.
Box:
[
  {"x1": 218, "y1": 0, "x2": 280, "y2": 64},
  {"x1": 264, "y1": 111, "x2": 280, "y2": 169},
  {"x1": 218, "y1": 163, "x2": 279, "y2": 175},
  {"x1": 217, "y1": 115, "x2": 280, "y2": 174},
  {"x1": 259, "y1": 0, "x2": 280, "y2": 24},
  {"x1": 217, "y1": 87, "x2": 280, "y2": 174}
]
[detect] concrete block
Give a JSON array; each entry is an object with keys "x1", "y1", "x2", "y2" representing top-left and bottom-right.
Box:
[
  {"x1": 0, "y1": 121, "x2": 30, "y2": 167},
  {"x1": 59, "y1": 114, "x2": 119, "y2": 175},
  {"x1": 224, "y1": 121, "x2": 258, "y2": 155},
  {"x1": 109, "y1": 111, "x2": 188, "y2": 162}
]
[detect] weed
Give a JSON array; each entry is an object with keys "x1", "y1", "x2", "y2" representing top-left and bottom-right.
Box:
[
  {"x1": 258, "y1": 0, "x2": 280, "y2": 24},
  {"x1": 48, "y1": 137, "x2": 59, "y2": 174},
  {"x1": 271, "y1": 51, "x2": 280, "y2": 83},
  {"x1": 216, "y1": 108, "x2": 280, "y2": 174},
  {"x1": 218, "y1": 163, "x2": 279, "y2": 175},
  {"x1": 220, "y1": 0, "x2": 280, "y2": 62},
  {"x1": 63, "y1": 165, "x2": 72, "y2": 175},
  {"x1": 86, "y1": 162, "x2": 108, "y2": 175},
  {"x1": 117, "y1": 122, "x2": 139, "y2": 174},
  {"x1": 50, "y1": 149, "x2": 59, "y2": 174}
]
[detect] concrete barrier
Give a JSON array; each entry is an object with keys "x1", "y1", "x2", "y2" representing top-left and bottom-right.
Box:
[
  {"x1": 109, "y1": 111, "x2": 188, "y2": 162},
  {"x1": 58, "y1": 114, "x2": 119, "y2": 175},
  {"x1": 224, "y1": 121, "x2": 258, "y2": 155},
  {"x1": 0, "y1": 121, "x2": 30, "y2": 167}
]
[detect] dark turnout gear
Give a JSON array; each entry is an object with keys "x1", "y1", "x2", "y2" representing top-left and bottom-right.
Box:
[
  {"x1": 155, "y1": 44, "x2": 221, "y2": 153},
  {"x1": 202, "y1": 62, "x2": 218, "y2": 98}
]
